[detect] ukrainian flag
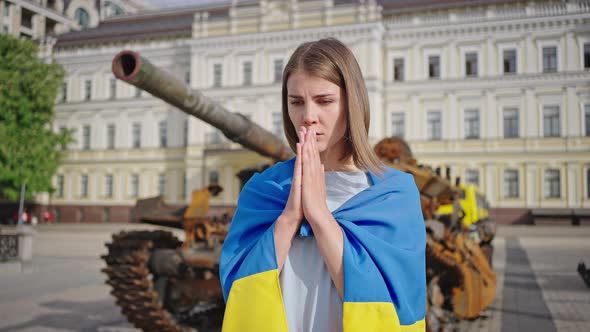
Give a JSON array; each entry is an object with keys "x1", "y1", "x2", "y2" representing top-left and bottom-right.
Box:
[{"x1": 220, "y1": 158, "x2": 426, "y2": 332}]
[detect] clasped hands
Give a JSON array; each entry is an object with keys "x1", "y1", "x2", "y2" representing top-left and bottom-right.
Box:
[{"x1": 280, "y1": 126, "x2": 332, "y2": 229}]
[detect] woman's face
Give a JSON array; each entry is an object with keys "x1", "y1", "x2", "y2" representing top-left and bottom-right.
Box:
[{"x1": 287, "y1": 71, "x2": 348, "y2": 159}]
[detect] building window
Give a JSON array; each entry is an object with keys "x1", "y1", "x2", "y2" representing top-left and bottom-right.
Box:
[
  {"x1": 587, "y1": 168, "x2": 590, "y2": 198},
  {"x1": 584, "y1": 43, "x2": 590, "y2": 69},
  {"x1": 542, "y1": 46, "x2": 558, "y2": 73},
  {"x1": 105, "y1": 174, "x2": 113, "y2": 198},
  {"x1": 183, "y1": 120, "x2": 189, "y2": 147},
  {"x1": 544, "y1": 169, "x2": 560, "y2": 198},
  {"x1": 585, "y1": 104, "x2": 590, "y2": 136},
  {"x1": 391, "y1": 112, "x2": 405, "y2": 138},
  {"x1": 504, "y1": 169, "x2": 519, "y2": 198},
  {"x1": 209, "y1": 170, "x2": 219, "y2": 185},
  {"x1": 428, "y1": 55, "x2": 440, "y2": 79},
  {"x1": 464, "y1": 109, "x2": 480, "y2": 139},
  {"x1": 74, "y1": 8, "x2": 90, "y2": 28},
  {"x1": 159, "y1": 121, "x2": 167, "y2": 148},
  {"x1": 109, "y1": 78, "x2": 116, "y2": 99},
  {"x1": 21, "y1": 9, "x2": 33, "y2": 29},
  {"x1": 393, "y1": 58, "x2": 404, "y2": 81},
  {"x1": 107, "y1": 124, "x2": 115, "y2": 149},
  {"x1": 543, "y1": 106, "x2": 560, "y2": 137},
  {"x1": 3, "y1": 2, "x2": 9, "y2": 17},
  {"x1": 56, "y1": 175, "x2": 64, "y2": 198},
  {"x1": 158, "y1": 173, "x2": 165, "y2": 196},
  {"x1": 135, "y1": 87, "x2": 141, "y2": 98},
  {"x1": 503, "y1": 108, "x2": 519, "y2": 138},
  {"x1": 84, "y1": 79, "x2": 92, "y2": 100},
  {"x1": 59, "y1": 82, "x2": 67, "y2": 103},
  {"x1": 213, "y1": 63, "x2": 222, "y2": 87},
  {"x1": 243, "y1": 61, "x2": 252, "y2": 86},
  {"x1": 465, "y1": 52, "x2": 478, "y2": 77},
  {"x1": 465, "y1": 169, "x2": 479, "y2": 186},
  {"x1": 132, "y1": 123, "x2": 141, "y2": 148},
  {"x1": 81, "y1": 174, "x2": 88, "y2": 198},
  {"x1": 185, "y1": 71, "x2": 190, "y2": 85},
  {"x1": 82, "y1": 125, "x2": 91, "y2": 150},
  {"x1": 272, "y1": 112, "x2": 284, "y2": 139},
  {"x1": 274, "y1": 59, "x2": 283, "y2": 83},
  {"x1": 131, "y1": 173, "x2": 139, "y2": 198},
  {"x1": 427, "y1": 111, "x2": 442, "y2": 140},
  {"x1": 503, "y1": 49, "x2": 517, "y2": 74}
]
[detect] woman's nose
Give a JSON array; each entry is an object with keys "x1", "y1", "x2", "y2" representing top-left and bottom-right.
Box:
[{"x1": 303, "y1": 105, "x2": 318, "y2": 126}]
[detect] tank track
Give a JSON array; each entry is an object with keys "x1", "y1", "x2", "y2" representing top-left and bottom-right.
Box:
[{"x1": 101, "y1": 230, "x2": 222, "y2": 332}]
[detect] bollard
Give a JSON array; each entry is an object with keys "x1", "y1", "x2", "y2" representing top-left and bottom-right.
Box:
[{"x1": 16, "y1": 224, "x2": 35, "y2": 272}]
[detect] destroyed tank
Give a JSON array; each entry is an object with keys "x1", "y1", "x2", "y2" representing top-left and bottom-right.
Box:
[
  {"x1": 103, "y1": 51, "x2": 495, "y2": 332},
  {"x1": 374, "y1": 138, "x2": 496, "y2": 331}
]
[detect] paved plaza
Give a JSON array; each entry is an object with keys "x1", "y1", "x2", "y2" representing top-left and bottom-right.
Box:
[{"x1": 0, "y1": 224, "x2": 589, "y2": 332}]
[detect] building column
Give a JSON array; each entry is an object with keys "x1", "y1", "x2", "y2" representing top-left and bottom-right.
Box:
[
  {"x1": 367, "y1": 26, "x2": 384, "y2": 140},
  {"x1": 524, "y1": 33, "x2": 536, "y2": 74},
  {"x1": 485, "y1": 90, "x2": 497, "y2": 139},
  {"x1": 412, "y1": 43, "x2": 421, "y2": 80},
  {"x1": 223, "y1": 165, "x2": 234, "y2": 204},
  {"x1": 447, "y1": 41, "x2": 458, "y2": 79},
  {"x1": 563, "y1": 32, "x2": 576, "y2": 72},
  {"x1": 289, "y1": 0, "x2": 299, "y2": 29},
  {"x1": 565, "y1": 85, "x2": 579, "y2": 137},
  {"x1": 10, "y1": 4, "x2": 21, "y2": 36},
  {"x1": 447, "y1": 92, "x2": 459, "y2": 140},
  {"x1": 524, "y1": 88, "x2": 537, "y2": 137},
  {"x1": 114, "y1": 169, "x2": 122, "y2": 201},
  {"x1": 484, "y1": 36, "x2": 495, "y2": 77},
  {"x1": 484, "y1": 163, "x2": 498, "y2": 206},
  {"x1": 322, "y1": 0, "x2": 333, "y2": 26},
  {"x1": 525, "y1": 162, "x2": 539, "y2": 207},
  {"x1": 409, "y1": 94, "x2": 421, "y2": 141},
  {"x1": 567, "y1": 162, "x2": 580, "y2": 208}
]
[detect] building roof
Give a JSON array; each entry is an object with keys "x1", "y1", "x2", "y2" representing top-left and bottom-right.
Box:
[
  {"x1": 55, "y1": 2, "x2": 229, "y2": 48},
  {"x1": 55, "y1": 0, "x2": 520, "y2": 48}
]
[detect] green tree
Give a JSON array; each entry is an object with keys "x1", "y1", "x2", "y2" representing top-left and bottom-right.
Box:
[{"x1": 0, "y1": 34, "x2": 71, "y2": 201}]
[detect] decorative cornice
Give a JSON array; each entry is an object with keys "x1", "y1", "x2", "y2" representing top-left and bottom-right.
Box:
[
  {"x1": 384, "y1": 71, "x2": 590, "y2": 95},
  {"x1": 189, "y1": 22, "x2": 383, "y2": 49},
  {"x1": 385, "y1": 11, "x2": 589, "y2": 40}
]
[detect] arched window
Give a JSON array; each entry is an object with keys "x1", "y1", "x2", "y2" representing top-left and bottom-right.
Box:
[
  {"x1": 104, "y1": 1, "x2": 124, "y2": 16},
  {"x1": 74, "y1": 8, "x2": 90, "y2": 28}
]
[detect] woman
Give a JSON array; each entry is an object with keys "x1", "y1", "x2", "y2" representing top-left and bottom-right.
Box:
[{"x1": 219, "y1": 38, "x2": 426, "y2": 332}]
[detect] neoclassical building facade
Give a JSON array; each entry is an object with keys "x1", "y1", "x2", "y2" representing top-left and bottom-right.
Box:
[{"x1": 47, "y1": 0, "x2": 590, "y2": 223}]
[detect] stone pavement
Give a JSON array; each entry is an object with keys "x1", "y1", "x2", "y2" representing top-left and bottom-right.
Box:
[
  {"x1": 458, "y1": 226, "x2": 590, "y2": 332},
  {"x1": 0, "y1": 224, "x2": 588, "y2": 332}
]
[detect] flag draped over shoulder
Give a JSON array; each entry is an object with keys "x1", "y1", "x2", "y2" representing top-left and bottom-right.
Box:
[{"x1": 219, "y1": 158, "x2": 427, "y2": 332}]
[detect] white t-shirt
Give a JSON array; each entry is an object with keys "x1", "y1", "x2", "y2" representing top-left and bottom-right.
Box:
[{"x1": 279, "y1": 171, "x2": 371, "y2": 332}]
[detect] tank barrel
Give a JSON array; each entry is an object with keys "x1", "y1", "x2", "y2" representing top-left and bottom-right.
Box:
[{"x1": 112, "y1": 50, "x2": 294, "y2": 161}]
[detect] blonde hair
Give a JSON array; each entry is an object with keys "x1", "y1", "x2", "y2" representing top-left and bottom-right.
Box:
[{"x1": 281, "y1": 38, "x2": 385, "y2": 176}]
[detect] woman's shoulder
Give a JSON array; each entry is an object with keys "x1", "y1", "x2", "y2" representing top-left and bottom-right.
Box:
[
  {"x1": 245, "y1": 157, "x2": 295, "y2": 186},
  {"x1": 372, "y1": 165, "x2": 416, "y2": 185},
  {"x1": 366, "y1": 165, "x2": 420, "y2": 199}
]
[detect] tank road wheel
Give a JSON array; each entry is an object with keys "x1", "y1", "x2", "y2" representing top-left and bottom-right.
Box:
[{"x1": 102, "y1": 230, "x2": 222, "y2": 332}]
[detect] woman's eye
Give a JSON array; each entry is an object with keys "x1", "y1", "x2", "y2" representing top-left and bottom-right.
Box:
[
  {"x1": 290, "y1": 101, "x2": 302, "y2": 106},
  {"x1": 319, "y1": 100, "x2": 333, "y2": 105}
]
